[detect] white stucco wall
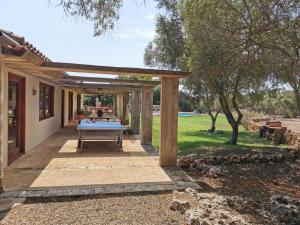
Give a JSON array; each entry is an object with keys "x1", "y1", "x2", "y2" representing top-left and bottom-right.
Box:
[
  {"x1": 5, "y1": 69, "x2": 64, "y2": 164},
  {"x1": 0, "y1": 67, "x2": 79, "y2": 168},
  {"x1": 24, "y1": 74, "x2": 62, "y2": 151}
]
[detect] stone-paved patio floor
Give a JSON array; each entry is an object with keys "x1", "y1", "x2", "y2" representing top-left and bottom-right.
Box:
[{"x1": 2, "y1": 124, "x2": 198, "y2": 197}]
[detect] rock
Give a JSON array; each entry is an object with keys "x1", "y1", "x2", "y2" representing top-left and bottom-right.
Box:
[
  {"x1": 190, "y1": 161, "x2": 210, "y2": 172},
  {"x1": 274, "y1": 152, "x2": 285, "y2": 162},
  {"x1": 270, "y1": 194, "x2": 300, "y2": 224},
  {"x1": 228, "y1": 217, "x2": 248, "y2": 225},
  {"x1": 216, "y1": 156, "x2": 225, "y2": 164},
  {"x1": 270, "y1": 194, "x2": 289, "y2": 205},
  {"x1": 206, "y1": 166, "x2": 226, "y2": 178},
  {"x1": 188, "y1": 153, "x2": 199, "y2": 158},
  {"x1": 185, "y1": 188, "x2": 198, "y2": 197},
  {"x1": 168, "y1": 220, "x2": 180, "y2": 225},
  {"x1": 186, "y1": 208, "x2": 211, "y2": 225},
  {"x1": 178, "y1": 157, "x2": 195, "y2": 168},
  {"x1": 170, "y1": 198, "x2": 191, "y2": 214},
  {"x1": 200, "y1": 219, "x2": 211, "y2": 225}
]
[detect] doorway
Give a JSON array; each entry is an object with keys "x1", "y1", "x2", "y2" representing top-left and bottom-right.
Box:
[
  {"x1": 8, "y1": 73, "x2": 25, "y2": 164},
  {"x1": 68, "y1": 91, "x2": 73, "y2": 121},
  {"x1": 61, "y1": 89, "x2": 65, "y2": 127},
  {"x1": 77, "y1": 94, "x2": 81, "y2": 111}
]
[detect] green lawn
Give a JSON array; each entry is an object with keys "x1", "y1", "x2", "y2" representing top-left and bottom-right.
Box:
[{"x1": 152, "y1": 114, "x2": 284, "y2": 157}]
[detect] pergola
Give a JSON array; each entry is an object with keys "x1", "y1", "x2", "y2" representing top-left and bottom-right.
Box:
[
  {"x1": 60, "y1": 75, "x2": 160, "y2": 135},
  {"x1": 41, "y1": 62, "x2": 188, "y2": 166},
  {"x1": 0, "y1": 29, "x2": 190, "y2": 178}
]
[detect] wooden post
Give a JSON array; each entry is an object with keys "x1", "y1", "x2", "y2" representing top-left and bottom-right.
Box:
[
  {"x1": 131, "y1": 88, "x2": 140, "y2": 134},
  {"x1": 141, "y1": 85, "x2": 153, "y2": 145},
  {"x1": 159, "y1": 77, "x2": 179, "y2": 167},
  {"x1": 116, "y1": 92, "x2": 123, "y2": 118},
  {"x1": 113, "y1": 94, "x2": 117, "y2": 116},
  {"x1": 0, "y1": 63, "x2": 8, "y2": 191},
  {"x1": 122, "y1": 92, "x2": 130, "y2": 125}
]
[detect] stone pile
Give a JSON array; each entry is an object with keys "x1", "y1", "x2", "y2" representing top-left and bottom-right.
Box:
[
  {"x1": 171, "y1": 189, "x2": 300, "y2": 225},
  {"x1": 187, "y1": 163, "x2": 227, "y2": 178},
  {"x1": 170, "y1": 188, "x2": 258, "y2": 225},
  {"x1": 178, "y1": 149, "x2": 299, "y2": 170},
  {"x1": 285, "y1": 130, "x2": 300, "y2": 147},
  {"x1": 247, "y1": 119, "x2": 269, "y2": 132},
  {"x1": 270, "y1": 194, "x2": 300, "y2": 225},
  {"x1": 246, "y1": 118, "x2": 300, "y2": 148}
]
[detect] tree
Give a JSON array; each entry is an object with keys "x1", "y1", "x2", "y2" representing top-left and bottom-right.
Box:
[
  {"x1": 153, "y1": 85, "x2": 161, "y2": 105},
  {"x1": 184, "y1": 78, "x2": 220, "y2": 133},
  {"x1": 241, "y1": 91, "x2": 298, "y2": 118},
  {"x1": 83, "y1": 94, "x2": 96, "y2": 107},
  {"x1": 144, "y1": 0, "x2": 185, "y2": 70},
  {"x1": 182, "y1": 0, "x2": 272, "y2": 144},
  {"x1": 58, "y1": 0, "x2": 123, "y2": 36},
  {"x1": 83, "y1": 94, "x2": 113, "y2": 107},
  {"x1": 178, "y1": 91, "x2": 195, "y2": 112},
  {"x1": 211, "y1": 1, "x2": 299, "y2": 114},
  {"x1": 145, "y1": 0, "x2": 222, "y2": 132}
]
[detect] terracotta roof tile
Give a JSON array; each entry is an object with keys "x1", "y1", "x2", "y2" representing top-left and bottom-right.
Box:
[{"x1": 0, "y1": 28, "x2": 51, "y2": 62}]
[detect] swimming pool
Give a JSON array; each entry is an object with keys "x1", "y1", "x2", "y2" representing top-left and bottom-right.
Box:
[{"x1": 178, "y1": 112, "x2": 198, "y2": 117}]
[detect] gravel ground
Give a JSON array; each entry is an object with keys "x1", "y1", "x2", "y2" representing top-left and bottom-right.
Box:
[{"x1": 0, "y1": 192, "x2": 186, "y2": 225}]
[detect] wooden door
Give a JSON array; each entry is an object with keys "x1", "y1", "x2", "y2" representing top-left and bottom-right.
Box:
[
  {"x1": 77, "y1": 94, "x2": 81, "y2": 111},
  {"x1": 68, "y1": 91, "x2": 73, "y2": 121},
  {"x1": 8, "y1": 73, "x2": 25, "y2": 164},
  {"x1": 61, "y1": 89, "x2": 65, "y2": 127}
]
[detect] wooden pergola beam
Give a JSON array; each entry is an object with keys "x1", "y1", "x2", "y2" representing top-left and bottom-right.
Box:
[
  {"x1": 68, "y1": 89, "x2": 131, "y2": 95},
  {"x1": 40, "y1": 62, "x2": 190, "y2": 78},
  {"x1": 62, "y1": 76, "x2": 160, "y2": 85},
  {"x1": 61, "y1": 83, "x2": 141, "y2": 90}
]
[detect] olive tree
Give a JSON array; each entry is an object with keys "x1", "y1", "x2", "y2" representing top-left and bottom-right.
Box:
[{"x1": 182, "y1": 0, "x2": 272, "y2": 144}]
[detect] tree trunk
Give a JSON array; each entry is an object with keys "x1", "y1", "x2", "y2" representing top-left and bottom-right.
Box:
[
  {"x1": 208, "y1": 116, "x2": 216, "y2": 133},
  {"x1": 218, "y1": 95, "x2": 240, "y2": 145},
  {"x1": 207, "y1": 111, "x2": 219, "y2": 133},
  {"x1": 228, "y1": 122, "x2": 239, "y2": 145},
  {"x1": 294, "y1": 90, "x2": 300, "y2": 117}
]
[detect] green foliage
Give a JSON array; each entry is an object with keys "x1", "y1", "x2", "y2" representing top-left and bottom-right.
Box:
[
  {"x1": 152, "y1": 86, "x2": 195, "y2": 111},
  {"x1": 179, "y1": 91, "x2": 195, "y2": 112},
  {"x1": 76, "y1": 109, "x2": 85, "y2": 115},
  {"x1": 58, "y1": 0, "x2": 123, "y2": 36},
  {"x1": 243, "y1": 91, "x2": 298, "y2": 118},
  {"x1": 153, "y1": 85, "x2": 161, "y2": 105},
  {"x1": 144, "y1": 0, "x2": 185, "y2": 70},
  {"x1": 83, "y1": 95, "x2": 96, "y2": 107},
  {"x1": 98, "y1": 95, "x2": 113, "y2": 106},
  {"x1": 83, "y1": 94, "x2": 113, "y2": 107},
  {"x1": 88, "y1": 113, "x2": 98, "y2": 119},
  {"x1": 117, "y1": 75, "x2": 152, "y2": 81}
]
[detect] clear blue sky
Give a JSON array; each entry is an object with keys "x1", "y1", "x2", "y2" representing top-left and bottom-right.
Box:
[{"x1": 0, "y1": 0, "x2": 157, "y2": 69}]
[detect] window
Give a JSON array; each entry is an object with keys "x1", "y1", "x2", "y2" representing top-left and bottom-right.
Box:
[{"x1": 39, "y1": 82, "x2": 54, "y2": 120}]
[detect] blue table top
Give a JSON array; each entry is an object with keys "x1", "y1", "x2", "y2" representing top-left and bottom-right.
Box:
[{"x1": 77, "y1": 120, "x2": 125, "y2": 130}]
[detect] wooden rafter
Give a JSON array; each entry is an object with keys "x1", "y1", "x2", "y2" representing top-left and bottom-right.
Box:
[
  {"x1": 61, "y1": 83, "x2": 140, "y2": 89},
  {"x1": 40, "y1": 62, "x2": 190, "y2": 78},
  {"x1": 62, "y1": 75, "x2": 160, "y2": 85}
]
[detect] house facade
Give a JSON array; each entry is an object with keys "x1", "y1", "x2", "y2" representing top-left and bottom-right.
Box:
[
  {"x1": 0, "y1": 29, "x2": 80, "y2": 189},
  {"x1": 0, "y1": 28, "x2": 189, "y2": 191}
]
